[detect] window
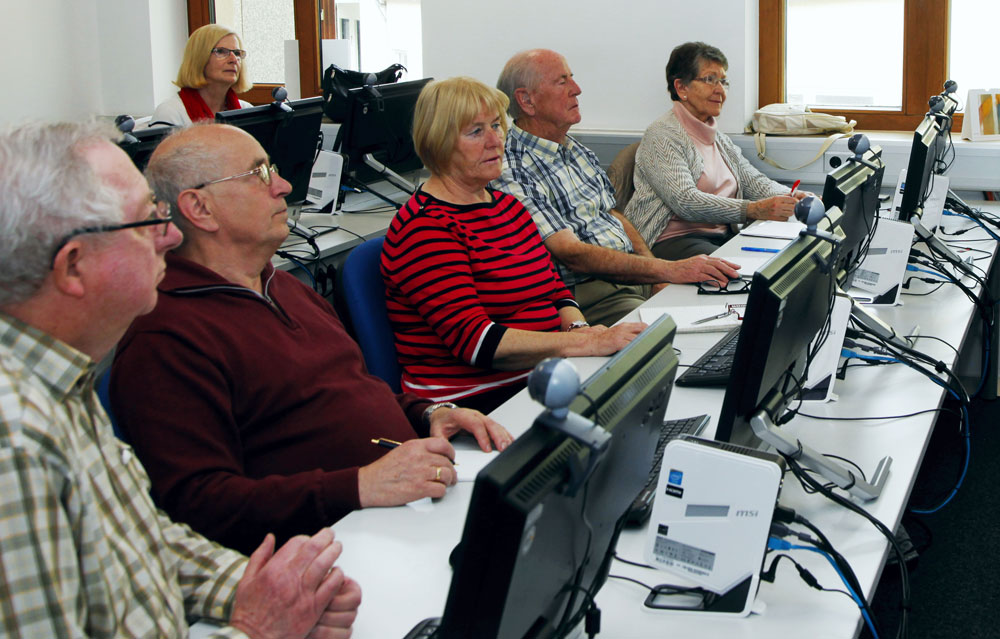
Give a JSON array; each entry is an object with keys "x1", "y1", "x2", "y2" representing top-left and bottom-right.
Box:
[
  {"x1": 759, "y1": 0, "x2": 955, "y2": 131},
  {"x1": 948, "y1": 1, "x2": 1000, "y2": 101}
]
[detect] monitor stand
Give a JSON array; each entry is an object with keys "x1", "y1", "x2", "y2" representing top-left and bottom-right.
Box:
[
  {"x1": 749, "y1": 408, "x2": 892, "y2": 501},
  {"x1": 910, "y1": 212, "x2": 979, "y2": 279},
  {"x1": 363, "y1": 153, "x2": 417, "y2": 194}
]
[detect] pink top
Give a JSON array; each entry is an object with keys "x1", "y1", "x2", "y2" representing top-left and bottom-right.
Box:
[{"x1": 655, "y1": 101, "x2": 737, "y2": 243}]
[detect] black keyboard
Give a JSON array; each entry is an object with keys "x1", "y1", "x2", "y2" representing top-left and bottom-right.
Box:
[
  {"x1": 403, "y1": 617, "x2": 441, "y2": 638},
  {"x1": 623, "y1": 414, "x2": 710, "y2": 526},
  {"x1": 675, "y1": 326, "x2": 741, "y2": 387}
]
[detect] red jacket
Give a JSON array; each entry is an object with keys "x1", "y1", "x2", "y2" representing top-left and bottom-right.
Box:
[{"x1": 111, "y1": 253, "x2": 431, "y2": 554}]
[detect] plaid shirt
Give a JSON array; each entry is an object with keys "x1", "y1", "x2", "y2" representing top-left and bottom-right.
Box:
[
  {"x1": 0, "y1": 313, "x2": 248, "y2": 639},
  {"x1": 493, "y1": 124, "x2": 633, "y2": 287}
]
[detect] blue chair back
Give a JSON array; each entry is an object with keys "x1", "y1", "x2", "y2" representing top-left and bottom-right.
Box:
[
  {"x1": 340, "y1": 237, "x2": 403, "y2": 392},
  {"x1": 96, "y1": 367, "x2": 127, "y2": 442}
]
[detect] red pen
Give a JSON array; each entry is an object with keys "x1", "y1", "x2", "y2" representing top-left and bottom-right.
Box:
[{"x1": 790, "y1": 179, "x2": 801, "y2": 196}]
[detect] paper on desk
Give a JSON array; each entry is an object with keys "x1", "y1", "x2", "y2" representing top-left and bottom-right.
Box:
[
  {"x1": 740, "y1": 220, "x2": 805, "y2": 240},
  {"x1": 639, "y1": 305, "x2": 742, "y2": 333},
  {"x1": 454, "y1": 448, "x2": 500, "y2": 482},
  {"x1": 733, "y1": 255, "x2": 771, "y2": 279}
]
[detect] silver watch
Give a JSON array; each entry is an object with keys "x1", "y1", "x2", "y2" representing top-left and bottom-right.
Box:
[
  {"x1": 423, "y1": 401, "x2": 458, "y2": 426},
  {"x1": 566, "y1": 320, "x2": 590, "y2": 331}
]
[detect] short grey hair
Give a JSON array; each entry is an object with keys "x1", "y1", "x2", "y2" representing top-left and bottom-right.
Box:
[
  {"x1": 144, "y1": 123, "x2": 223, "y2": 240},
  {"x1": 0, "y1": 120, "x2": 124, "y2": 306},
  {"x1": 497, "y1": 50, "x2": 546, "y2": 121}
]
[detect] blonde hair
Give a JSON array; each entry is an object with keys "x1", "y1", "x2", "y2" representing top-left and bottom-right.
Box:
[
  {"x1": 412, "y1": 77, "x2": 510, "y2": 175},
  {"x1": 174, "y1": 24, "x2": 252, "y2": 93}
]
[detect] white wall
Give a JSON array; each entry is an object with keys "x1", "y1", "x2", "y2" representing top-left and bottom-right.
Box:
[
  {"x1": 0, "y1": 0, "x2": 187, "y2": 124},
  {"x1": 421, "y1": 0, "x2": 758, "y2": 135},
  {"x1": 0, "y1": 0, "x2": 103, "y2": 122},
  {"x1": 1, "y1": 0, "x2": 754, "y2": 128}
]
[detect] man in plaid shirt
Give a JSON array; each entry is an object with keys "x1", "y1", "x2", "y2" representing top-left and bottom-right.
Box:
[
  {"x1": 0, "y1": 120, "x2": 360, "y2": 639},
  {"x1": 494, "y1": 49, "x2": 740, "y2": 326}
]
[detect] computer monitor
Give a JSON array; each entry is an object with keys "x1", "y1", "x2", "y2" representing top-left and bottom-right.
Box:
[
  {"x1": 215, "y1": 97, "x2": 324, "y2": 204},
  {"x1": 337, "y1": 77, "x2": 432, "y2": 186},
  {"x1": 438, "y1": 315, "x2": 679, "y2": 639},
  {"x1": 119, "y1": 125, "x2": 178, "y2": 171},
  {"x1": 822, "y1": 146, "x2": 885, "y2": 288},
  {"x1": 897, "y1": 114, "x2": 941, "y2": 223},
  {"x1": 715, "y1": 208, "x2": 843, "y2": 449}
]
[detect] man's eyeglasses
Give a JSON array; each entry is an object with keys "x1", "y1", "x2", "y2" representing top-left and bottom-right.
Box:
[
  {"x1": 211, "y1": 47, "x2": 247, "y2": 60},
  {"x1": 50, "y1": 199, "x2": 173, "y2": 267},
  {"x1": 191, "y1": 163, "x2": 278, "y2": 190},
  {"x1": 697, "y1": 278, "x2": 750, "y2": 295},
  {"x1": 693, "y1": 75, "x2": 730, "y2": 89}
]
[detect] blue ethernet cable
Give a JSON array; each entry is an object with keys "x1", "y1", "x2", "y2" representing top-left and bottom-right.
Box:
[{"x1": 767, "y1": 537, "x2": 879, "y2": 639}]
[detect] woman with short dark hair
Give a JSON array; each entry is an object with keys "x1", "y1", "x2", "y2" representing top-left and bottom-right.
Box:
[{"x1": 625, "y1": 41, "x2": 812, "y2": 260}]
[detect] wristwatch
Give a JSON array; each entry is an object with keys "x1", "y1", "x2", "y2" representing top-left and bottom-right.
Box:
[
  {"x1": 423, "y1": 401, "x2": 458, "y2": 426},
  {"x1": 566, "y1": 320, "x2": 590, "y2": 331}
]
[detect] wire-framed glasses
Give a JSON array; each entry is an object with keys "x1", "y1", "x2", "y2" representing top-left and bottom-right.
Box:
[
  {"x1": 211, "y1": 47, "x2": 247, "y2": 60},
  {"x1": 191, "y1": 163, "x2": 278, "y2": 190},
  {"x1": 693, "y1": 75, "x2": 730, "y2": 89},
  {"x1": 697, "y1": 278, "x2": 750, "y2": 295}
]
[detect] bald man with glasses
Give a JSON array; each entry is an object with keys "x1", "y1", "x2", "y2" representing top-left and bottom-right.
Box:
[{"x1": 110, "y1": 123, "x2": 510, "y2": 557}]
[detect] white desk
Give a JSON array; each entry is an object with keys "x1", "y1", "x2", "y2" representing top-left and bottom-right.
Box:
[
  {"x1": 272, "y1": 180, "x2": 411, "y2": 275},
  {"x1": 328, "y1": 204, "x2": 999, "y2": 638},
  {"x1": 197, "y1": 203, "x2": 998, "y2": 639}
]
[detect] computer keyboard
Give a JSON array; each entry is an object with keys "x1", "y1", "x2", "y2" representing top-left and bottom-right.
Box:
[
  {"x1": 675, "y1": 326, "x2": 741, "y2": 387},
  {"x1": 623, "y1": 414, "x2": 710, "y2": 526},
  {"x1": 403, "y1": 616, "x2": 441, "y2": 638}
]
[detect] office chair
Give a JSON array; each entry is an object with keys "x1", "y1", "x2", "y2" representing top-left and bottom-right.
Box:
[
  {"x1": 96, "y1": 366, "x2": 128, "y2": 442},
  {"x1": 339, "y1": 236, "x2": 403, "y2": 392},
  {"x1": 607, "y1": 141, "x2": 640, "y2": 212}
]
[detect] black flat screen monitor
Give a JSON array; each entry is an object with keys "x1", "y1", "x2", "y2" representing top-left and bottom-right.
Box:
[
  {"x1": 822, "y1": 147, "x2": 884, "y2": 288},
  {"x1": 897, "y1": 115, "x2": 941, "y2": 223},
  {"x1": 438, "y1": 315, "x2": 679, "y2": 639},
  {"x1": 216, "y1": 97, "x2": 324, "y2": 204},
  {"x1": 337, "y1": 78, "x2": 432, "y2": 184},
  {"x1": 119, "y1": 125, "x2": 178, "y2": 171},
  {"x1": 716, "y1": 209, "x2": 843, "y2": 448}
]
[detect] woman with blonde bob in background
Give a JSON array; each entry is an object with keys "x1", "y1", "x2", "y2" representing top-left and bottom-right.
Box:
[
  {"x1": 381, "y1": 77, "x2": 646, "y2": 413},
  {"x1": 151, "y1": 24, "x2": 253, "y2": 126}
]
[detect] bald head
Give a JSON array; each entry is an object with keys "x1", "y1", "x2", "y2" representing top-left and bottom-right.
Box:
[
  {"x1": 497, "y1": 49, "x2": 581, "y2": 143},
  {"x1": 145, "y1": 124, "x2": 255, "y2": 238},
  {"x1": 144, "y1": 123, "x2": 292, "y2": 285},
  {"x1": 498, "y1": 49, "x2": 561, "y2": 120}
]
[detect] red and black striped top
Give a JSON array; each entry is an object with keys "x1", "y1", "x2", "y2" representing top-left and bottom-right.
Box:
[{"x1": 381, "y1": 188, "x2": 578, "y2": 402}]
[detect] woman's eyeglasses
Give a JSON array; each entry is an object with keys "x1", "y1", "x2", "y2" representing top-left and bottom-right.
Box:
[{"x1": 211, "y1": 47, "x2": 247, "y2": 60}]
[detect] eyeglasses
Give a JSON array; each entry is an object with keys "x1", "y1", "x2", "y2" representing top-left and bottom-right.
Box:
[
  {"x1": 191, "y1": 163, "x2": 278, "y2": 190},
  {"x1": 697, "y1": 278, "x2": 750, "y2": 295},
  {"x1": 50, "y1": 198, "x2": 173, "y2": 267},
  {"x1": 211, "y1": 47, "x2": 246, "y2": 60},
  {"x1": 693, "y1": 75, "x2": 730, "y2": 89}
]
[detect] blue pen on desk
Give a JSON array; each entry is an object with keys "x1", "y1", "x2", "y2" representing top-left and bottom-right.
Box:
[{"x1": 741, "y1": 246, "x2": 780, "y2": 254}]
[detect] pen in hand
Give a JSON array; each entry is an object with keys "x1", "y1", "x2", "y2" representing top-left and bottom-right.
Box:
[
  {"x1": 790, "y1": 179, "x2": 801, "y2": 196},
  {"x1": 371, "y1": 437, "x2": 403, "y2": 450},
  {"x1": 371, "y1": 437, "x2": 458, "y2": 464}
]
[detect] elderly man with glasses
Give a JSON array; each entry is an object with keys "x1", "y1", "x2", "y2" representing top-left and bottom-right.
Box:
[
  {"x1": 492, "y1": 49, "x2": 741, "y2": 326},
  {"x1": 0, "y1": 120, "x2": 360, "y2": 638},
  {"x1": 110, "y1": 123, "x2": 511, "y2": 556}
]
